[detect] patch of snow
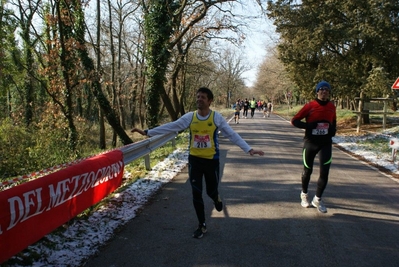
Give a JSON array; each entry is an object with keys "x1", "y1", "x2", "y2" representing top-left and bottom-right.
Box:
[
  {"x1": 7, "y1": 149, "x2": 189, "y2": 267},
  {"x1": 333, "y1": 134, "x2": 399, "y2": 174}
]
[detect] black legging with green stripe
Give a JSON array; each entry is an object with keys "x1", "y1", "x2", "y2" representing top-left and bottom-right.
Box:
[{"x1": 301, "y1": 140, "x2": 332, "y2": 198}]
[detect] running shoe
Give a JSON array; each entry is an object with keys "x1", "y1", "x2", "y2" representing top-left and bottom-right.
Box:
[
  {"x1": 192, "y1": 223, "x2": 207, "y2": 238},
  {"x1": 214, "y1": 196, "x2": 223, "y2": 212},
  {"x1": 300, "y1": 191, "x2": 310, "y2": 208},
  {"x1": 312, "y1": 196, "x2": 327, "y2": 213}
]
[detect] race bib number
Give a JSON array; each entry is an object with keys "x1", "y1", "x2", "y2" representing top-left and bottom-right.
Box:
[
  {"x1": 311, "y1": 123, "x2": 329, "y2": 135},
  {"x1": 193, "y1": 134, "x2": 212, "y2": 148}
]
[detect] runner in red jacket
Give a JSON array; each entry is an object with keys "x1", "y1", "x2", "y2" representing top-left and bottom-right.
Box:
[{"x1": 291, "y1": 81, "x2": 337, "y2": 213}]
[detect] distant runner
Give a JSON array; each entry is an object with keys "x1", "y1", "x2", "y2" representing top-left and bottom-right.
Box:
[
  {"x1": 242, "y1": 98, "x2": 249, "y2": 118},
  {"x1": 267, "y1": 102, "x2": 272, "y2": 117},
  {"x1": 249, "y1": 98, "x2": 256, "y2": 118},
  {"x1": 234, "y1": 99, "x2": 241, "y2": 124}
]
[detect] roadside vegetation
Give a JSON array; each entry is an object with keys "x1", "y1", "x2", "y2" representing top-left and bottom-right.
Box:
[
  {"x1": 0, "y1": 106, "x2": 230, "y2": 186},
  {"x1": 0, "y1": 120, "x2": 188, "y2": 187}
]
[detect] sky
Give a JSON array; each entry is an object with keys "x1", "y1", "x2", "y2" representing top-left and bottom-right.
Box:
[
  {"x1": 233, "y1": 2, "x2": 279, "y2": 87},
  {"x1": 240, "y1": 28, "x2": 270, "y2": 87},
  {"x1": 84, "y1": 0, "x2": 274, "y2": 88},
  {"x1": 4, "y1": 119, "x2": 399, "y2": 266}
]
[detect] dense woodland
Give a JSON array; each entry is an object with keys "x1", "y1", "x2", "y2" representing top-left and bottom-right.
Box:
[
  {"x1": 263, "y1": 0, "x2": 399, "y2": 108},
  {"x1": 1, "y1": 0, "x2": 399, "y2": 179}
]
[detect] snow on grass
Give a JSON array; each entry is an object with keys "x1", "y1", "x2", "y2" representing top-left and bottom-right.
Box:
[{"x1": 7, "y1": 149, "x2": 189, "y2": 267}]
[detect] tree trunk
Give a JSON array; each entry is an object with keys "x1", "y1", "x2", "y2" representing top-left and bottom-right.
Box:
[
  {"x1": 76, "y1": 0, "x2": 132, "y2": 145},
  {"x1": 56, "y1": 1, "x2": 78, "y2": 151},
  {"x1": 99, "y1": 109, "x2": 106, "y2": 149},
  {"x1": 19, "y1": 3, "x2": 35, "y2": 127},
  {"x1": 143, "y1": 1, "x2": 176, "y2": 128}
]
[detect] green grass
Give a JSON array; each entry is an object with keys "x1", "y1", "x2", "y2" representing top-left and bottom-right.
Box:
[
  {"x1": 336, "y1": 108, "x2": 358, "y2": 121},
  {"x1": 122, "y1": 130, "x2": 189, "y2": 184}
]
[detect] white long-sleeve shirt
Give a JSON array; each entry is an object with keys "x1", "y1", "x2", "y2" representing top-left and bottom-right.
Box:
[{"x1": 147, "y1": 111, "x2": 252, "y2": 153}]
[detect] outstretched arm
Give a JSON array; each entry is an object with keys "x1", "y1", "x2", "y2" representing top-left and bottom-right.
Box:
[
  {"x1": 131, "y1": 128, "x2": 147, "y2": 136},
  {"x1": 214, "y1": 112, "x2": 264, "y2": 156},
  {"x1": 248, "y1": 149, "x2": 264, "y2": 156},
  {"x1": 131, "y1": 112, "x2": 193, "y2": 137}
]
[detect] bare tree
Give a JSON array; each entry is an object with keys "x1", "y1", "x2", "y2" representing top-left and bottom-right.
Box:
[
  {"x1": 253, "y1": 48, "x2": 292, "y2": 104},
  {"x1": 14, "y1": 0, "x2": 40, "y2": 126},
  {"x1": 215, "y1": 48, "x2": 248, "y2": 107},
  {"x1": 142, "y1": 0, "x2": 257, "y2": 127}
]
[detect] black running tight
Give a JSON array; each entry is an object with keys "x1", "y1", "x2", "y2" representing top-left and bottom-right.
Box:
[
  {"x1": 188, "y1": 155, "x2": 220, "y2": 225},
  {"x1": 250, "y1": 108, "x2": 255, "y2": 117},
  {"x1": 301, "y1": 140, "x2": 332, "y2": 198}
]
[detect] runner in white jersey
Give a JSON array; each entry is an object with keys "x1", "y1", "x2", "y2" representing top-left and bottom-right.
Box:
[{"x1": 131, "y1": 87, "x2": 264, "y2": 238}]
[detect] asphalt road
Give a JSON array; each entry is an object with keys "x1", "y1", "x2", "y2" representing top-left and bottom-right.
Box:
[{"x1": 84, "y1": 110, "x2": 399, "y2": 267}]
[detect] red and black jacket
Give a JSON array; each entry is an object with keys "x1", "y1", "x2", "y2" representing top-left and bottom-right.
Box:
[{"x1": 291, "y1": 98, "x2": 337, "y2": 143}]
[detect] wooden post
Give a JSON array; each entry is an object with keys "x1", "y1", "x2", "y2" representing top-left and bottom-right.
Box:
[
  {"x1": 383, "y1": 99, "x2": 388, "y2": 130},
  {"x1": 144, "y1": 155, "x2": 150, "y2": 170},
  {"x1": 356, "y1": 91, "x2": 364, "y2": 133}
]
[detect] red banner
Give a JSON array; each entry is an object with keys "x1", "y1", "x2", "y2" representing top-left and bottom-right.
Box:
[{"x1": 0, "y1": 150, "x2": 124, "y2": 263}]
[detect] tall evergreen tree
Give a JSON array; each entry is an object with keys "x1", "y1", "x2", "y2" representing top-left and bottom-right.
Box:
[{"x1": 267, "y1": 0, "x2": 399, "y2": 99}]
